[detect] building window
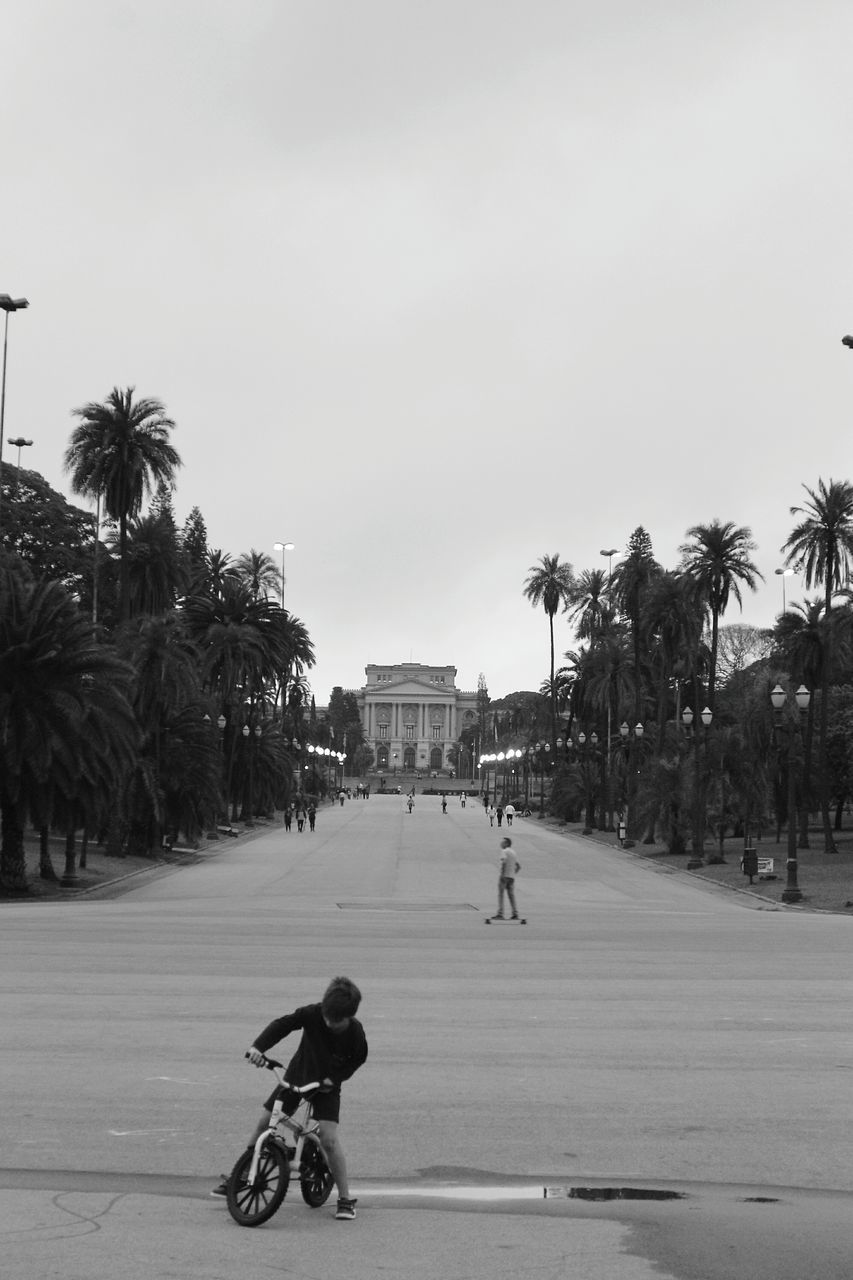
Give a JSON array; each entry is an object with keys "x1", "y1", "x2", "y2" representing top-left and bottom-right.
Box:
[
  {"x1": 379, "y1": 725, "x2": 387, "y2": 739},
  {"x1": 406, "y1": 725, "x2": 414, "y2": 740},
  {"x1": 432, "y1": 725, "x2": 441, "y2": 739}
]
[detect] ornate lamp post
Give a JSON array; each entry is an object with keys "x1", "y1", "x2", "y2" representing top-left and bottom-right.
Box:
[
  {"x1": 770, "y1": 683, "x2": 811, "y2": 904},
  {"x1": 684, "y1": 706, "x2": 713, "y2": 870},
  {"x1": 619, "y1": 721, "x2": 644, "y2": 830},
  {"x1": 242, "y1": 724, "x2": 261, "y2": 825}
]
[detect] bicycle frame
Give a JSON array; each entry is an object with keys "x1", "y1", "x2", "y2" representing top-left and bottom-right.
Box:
[{"x1": 245, "y1": 1060, "x2": 324, "y2": 1186}]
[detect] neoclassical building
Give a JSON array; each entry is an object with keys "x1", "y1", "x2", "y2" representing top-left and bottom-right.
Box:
[{"x1": 353, "y1": 663, "x2": 479, "y2": 774}]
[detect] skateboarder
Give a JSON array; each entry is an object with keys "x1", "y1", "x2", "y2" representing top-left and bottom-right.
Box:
[{"x1": 491, "y1": 836, "x2": 520, "y2": 920}]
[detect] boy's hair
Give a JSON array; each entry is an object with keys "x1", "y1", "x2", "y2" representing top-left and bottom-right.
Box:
[{"x1": 322, "y1": 976, "x2": 362, "y2": 1020}]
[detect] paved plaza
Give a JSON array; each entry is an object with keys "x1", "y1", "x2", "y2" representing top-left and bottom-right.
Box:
[{"x1": 2, "y1": 791, "x2": 852, "y2": 1279}]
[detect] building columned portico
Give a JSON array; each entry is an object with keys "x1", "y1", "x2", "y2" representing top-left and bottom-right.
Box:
[{"x1": 355, "y1": 663, "x2": 478, "y2": 775}]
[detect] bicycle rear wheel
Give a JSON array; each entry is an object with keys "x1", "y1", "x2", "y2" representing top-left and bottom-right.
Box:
[
  {"x1": 299, "y1": 1137, "x2": 334, "y2": 1207},
  {"x1": 227, "y1": 1141, "x2": 289, "y2": 1226}
]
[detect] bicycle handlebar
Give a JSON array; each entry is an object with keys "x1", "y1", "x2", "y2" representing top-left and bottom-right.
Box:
[{"x1": 244, "y1": 1052, "x2": 321, "y2": 1094}]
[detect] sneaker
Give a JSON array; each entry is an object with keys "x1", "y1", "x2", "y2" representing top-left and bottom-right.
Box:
[
  {"x1": 489, "y1": 914, "x2": 505, "y2": 921},
  {"x1": 335, "y1": 1197, "x2": 358, "y2": 1220},
  {"x1": 210, "y1": 1176, "x2": 229, "y2": 1198}
]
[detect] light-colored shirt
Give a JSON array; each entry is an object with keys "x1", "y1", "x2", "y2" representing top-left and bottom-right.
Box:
[{"x1": 500, "y1": 848, "x2": 519, "y2": 878}]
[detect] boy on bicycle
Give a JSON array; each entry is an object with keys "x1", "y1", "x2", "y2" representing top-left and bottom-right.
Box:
[{"x1": 213, "y1": 975, "x2": 367, "y2": 1220}]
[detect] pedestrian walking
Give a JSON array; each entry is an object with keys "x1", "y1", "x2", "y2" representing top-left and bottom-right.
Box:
[
  {"x1": 487, "y1": 804, "x2": 495, "y2": 827},
  {"x1": 504, "y1": 802, "x2": 515, "y2": 826},
  {"x1": 283, "y1": 806, "x2": 292, "y2": 833},
  {"x1": 308, "y1": 802, "x2": 317, "y2": 832},
  {"x1": 496, "y1": 804, "x2": 504, "y2": 827}
]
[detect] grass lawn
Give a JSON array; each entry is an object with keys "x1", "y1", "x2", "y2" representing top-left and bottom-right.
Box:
[{"x1": 575, "y1": 822, "x2": 853, "y2": 914}]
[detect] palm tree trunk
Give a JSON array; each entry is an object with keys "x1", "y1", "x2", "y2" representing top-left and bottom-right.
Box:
[
  {"x1": 548, "y1": 613, "x2": 557, "y2": 748},
  {"x1": 119, "y1": 511, "x2": 130, "y2": 622},
  {"x1": 39, "y1": 826, "x2": 59, "y2": 881},
  {"x1": 61, "y1": 827, "x2": 79, "y2": 888},
  {"x1": 0, "y1": 800, "x2": 29, "y2": 894},
  {"x1": 798, "y1": 701, "x2": 815, "y2": 850}
]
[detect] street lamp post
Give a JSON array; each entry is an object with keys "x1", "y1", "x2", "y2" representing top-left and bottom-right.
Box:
[
  {"x1": 0, "y1": 293, "x2": 29, "y2": 534},
  {"x1": 684, "y1": 706, "x2": 713, "y2": 870},
  {"x1": 774, "y1": 567, "x2": 794, "y2": 614},
  {"x1": 619, "y1": 721, "x2": 645, "y2": 833},
  {"x1": 770, "y1": 683, "x2": 811, "y2": 904},
  {"x1": 242, "y1": 724, "x2": 254, "y2": 825},
  {"x1": 273, "y1": 541, "x2": 295, "y2": 607},
  {"x1": 7, "y1": 436, "x2": 32, "y2": 488},
  {"x1": 600, "y1": 547, "x2": 619, "y2": 591}
]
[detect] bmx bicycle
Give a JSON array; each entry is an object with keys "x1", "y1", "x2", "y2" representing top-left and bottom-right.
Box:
[{"x1": 226, "y1": 1056, "x2": 335, "y2": 1226}]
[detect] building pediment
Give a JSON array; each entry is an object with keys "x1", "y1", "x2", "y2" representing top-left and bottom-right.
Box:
[{"x1": 364, "y1": 678, "x2": 454, "y2": 698}]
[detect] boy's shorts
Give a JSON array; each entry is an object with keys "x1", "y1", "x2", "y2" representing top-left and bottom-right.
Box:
[{"x1": 264, "y1": 1084, "x2": 341, "y2": 1124}]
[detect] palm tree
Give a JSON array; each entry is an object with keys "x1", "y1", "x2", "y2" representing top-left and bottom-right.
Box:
[
  {"x1": 565, "y1": 568, "x2": 612, "y2": 642},
  {"x1": 183, "y1": 581, "x2": 314, "y2": 818},
  {"x1": 0, "y1": 565, "x2": 137, "y2": 892},
  {"x1": 235, "y1": 549, "x2": 281, "y2": 601},
  {"x1": 523, "y1": 554, "x2": 574, "y2": 749},
  {"x1": 206, "y1": 549, "x2": 239, "y2": 599},
  {"x1": 115, "y1": 511, "x2": 187, "y2": 617},
  {"x1": 642, "y1": 570, "x2": 703, "y2": 751},
  {"x1": 783, "y1": 479, "x2": 853, "y2": 851},
  {"x1": 678, "y1": 519, "x2": 763, "y2": 717},
  {"x1": 65, "y1": 387, "x2": 182, "y2": 623}
]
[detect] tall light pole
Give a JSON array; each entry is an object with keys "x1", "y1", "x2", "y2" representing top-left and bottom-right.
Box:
[
  {"x1": 7, "y1": 436, "x2": 32, "y2": 487},
  {"x1": 774, "y1": 567, "x2": 794, "y2": 614},
  {"x1": 600, "y1": 547, "x2": 619, "y2": 593},
  {"x1": 0, "y1": 294, "x2": 29, "y2": 533},
  {"x1": 273, "y1": 540, "x2": 295, "y2": 607}
]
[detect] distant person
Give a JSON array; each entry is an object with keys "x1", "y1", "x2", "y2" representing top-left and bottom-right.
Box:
[
  {"x1": 496, "y1": 804, "x2": 504, "y2": 827},
  {"x1": 504, "y1": 802, "x2": 515, "y2": 826},
  {"x1": 283, "y1": 805, "x2": 292, "y2": 833},
  {"x1": 296, "y1": 804, "x2": 306, "y2": 833},
  {"x1": 490, "y1": 837, "x2": 521, "y2": 921},
  {"x1": 487, "y1": 804, "x2": 496, "y2": 827},
  {"x1": 441, "y1": 795, "x2": 447, "y2": 814},
  {"x1": 407, "y1": 795, "x2": 414, "y2": 814},
  {"x1": 460, "y1": 792, "x2": 467, "y2": 808},
  {"x1": 308, "y1": 801, "x2": 317, "y2": 832}
]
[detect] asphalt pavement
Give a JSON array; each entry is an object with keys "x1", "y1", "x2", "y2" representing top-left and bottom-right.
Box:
[{"x1": 2, "y1": 791, "x2": 852, "y2": 1279}]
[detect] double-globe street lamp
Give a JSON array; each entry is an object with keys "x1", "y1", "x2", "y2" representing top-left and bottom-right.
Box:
[
  {"x1": 682, "y1": 706, "x2": 713, "y2": 870},
  {"x1": 618, "y1": 721, "x2": 644, "y2": 832},
  {"x1": 242, "y1": 723, "x2": 262, "y2": 825},
  {"x1": 0, "y1": 293, "x2": 29, "y2": 534},
  {"x1": 770, "y1": 683, "x2": 811, "y2": 904}
]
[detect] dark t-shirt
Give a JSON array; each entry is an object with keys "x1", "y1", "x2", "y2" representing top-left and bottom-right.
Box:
[{"x1": 253, "y1": 1002, "x2": 368, "y2": 1090}]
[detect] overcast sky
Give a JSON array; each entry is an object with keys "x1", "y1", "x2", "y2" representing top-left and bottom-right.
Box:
[{"x1": 4, "y1": 1, "x2": 853, "y2": 702}]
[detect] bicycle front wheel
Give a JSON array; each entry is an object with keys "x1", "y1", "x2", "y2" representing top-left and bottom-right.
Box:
[
  {"x1": 227, "y1": 1141, "x2": 289, "y2": 1226},
  {"x1": 299, "y1": 1137, "x2": 334, "y2": 1207}
]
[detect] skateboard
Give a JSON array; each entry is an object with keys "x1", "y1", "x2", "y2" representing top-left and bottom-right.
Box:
[{"x1": 485, "y1": 916, "x2": 527, "y2": 925}]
